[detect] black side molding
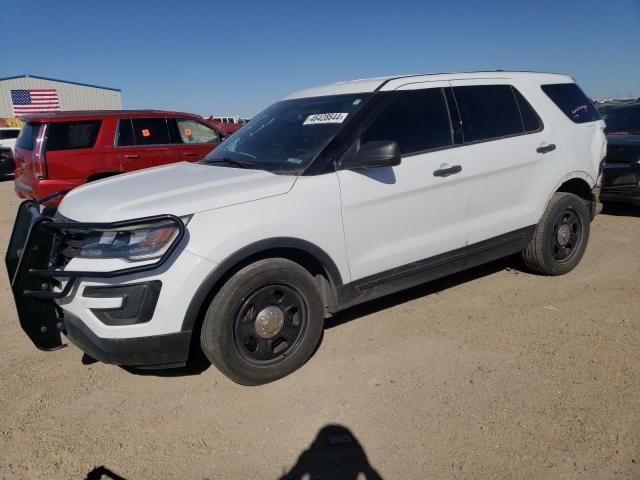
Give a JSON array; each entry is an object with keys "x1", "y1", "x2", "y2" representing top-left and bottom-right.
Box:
[{"x1": 333, "y1": 225, "x2": 535, "y2": 312}]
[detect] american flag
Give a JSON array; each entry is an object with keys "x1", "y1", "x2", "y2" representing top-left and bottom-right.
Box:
[{"x1": 10, "y1": 89, "x2": 60, "y2": 115}]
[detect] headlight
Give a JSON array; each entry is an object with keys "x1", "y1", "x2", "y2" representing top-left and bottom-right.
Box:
[{"x1": 67, "y1": 216, "x2": 190, "y2": 262}]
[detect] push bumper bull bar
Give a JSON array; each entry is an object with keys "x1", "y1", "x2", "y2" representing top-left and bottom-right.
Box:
[{"x1": 4, "y1": 193, "x2": 186, "y2": 353}]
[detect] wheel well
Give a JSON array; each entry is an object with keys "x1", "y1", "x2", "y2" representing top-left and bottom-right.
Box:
[
  {"x1": 183, "y1": 246, "x2": 340, "y2": 346},
  {"x1": 87, "y1": 172, "x2": 120, "y2": 183},
  {"x1": 556, "y1": 178, "x2": 592, "y2": 202}
]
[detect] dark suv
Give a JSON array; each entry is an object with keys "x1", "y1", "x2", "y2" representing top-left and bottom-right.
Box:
[{"x1": 601, "y1": 103, "x2": 640, "y2": 206}]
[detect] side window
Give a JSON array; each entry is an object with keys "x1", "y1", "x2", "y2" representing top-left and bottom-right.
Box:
[
  {"x1": 541, "y1": 83, "x2": 601, "y2": 124},
  {"x1": 116, "y1": 119, "x2": 135, "y2": 146},
  {"x1": 16, "y1": 123, "x2": 40, "y2": 150},
  {"x1": 130, "y1": 118, "x2": 170, "y2": 145},
  {"x1": 174, "y1": 118, "x2": 220, "y2": 144},
  {"x1": 46, "y1": 121, "x2": 101, "y2": 151},
  {"x1": 513, "y1": 87, "x2": 542, "y2": 132},
  {"x1": 453, "y1": 85, "x2": 523, "y2": 142},
  {"x1": 361, "y1": 89, "x2": 453, "y2": 155}
]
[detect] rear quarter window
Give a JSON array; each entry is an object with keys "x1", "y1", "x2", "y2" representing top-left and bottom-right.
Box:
[
  {"x1": 541, "y1": 83, "x2": 601, "y2": 124},
  {"x1": 16, "y1": 123, "x2": 41, "y2": 150},
  {"x1": 46, "y1": 121, "x2": 102, "y2": 151}
]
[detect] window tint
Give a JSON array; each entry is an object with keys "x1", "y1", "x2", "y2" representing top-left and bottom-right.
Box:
[
  {"x1": 0, "y1": 129, "x2": 20, "y2": 140},
  {"x1": 174, "y1": 118, "x2": 219, "y2": 144},
  {"x1": 16, "y1": 123, "x2": 41, "y2": 150},
  {"x1": 361, "y1": 89, "x2": 452, "y2": 155},
  {"x1": 131, "y1": 118, "x2": 170, "y2": 145},
  {"x1": 116, "y1": 119, "x2": 135, "y2": 146},
  {"x1": 541, "y1": 83, "x2": 600, "y2": 124},
  {"x1": 453, "y1": 85, "x2": 523, "y2": 142},
  {"x1": 513, "y1": 88, "x2": 542, "y2": 132},
  {"x1": 46, "y1": 121, "x2": 101, "y2": 151}
]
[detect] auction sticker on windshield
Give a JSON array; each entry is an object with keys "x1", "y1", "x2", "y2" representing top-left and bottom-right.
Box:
[{"x1": 303, "y1": 113, "x2": 348, "y2": 125}]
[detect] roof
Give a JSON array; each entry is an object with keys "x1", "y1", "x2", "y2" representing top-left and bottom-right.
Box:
[
  {"x1": 19, "y1": 109, "x2": 203, "y2": 122},
  {"x1": 284, "y1": 71, "x2": 573, "y2": 99},
  {"x1": 0, "y1": 74, "x2": 121, "y2": 92}
]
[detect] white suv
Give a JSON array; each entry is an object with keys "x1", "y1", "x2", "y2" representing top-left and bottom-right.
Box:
[{"x1": 6, "y1": 72, "x2": 606, "y2": 385}]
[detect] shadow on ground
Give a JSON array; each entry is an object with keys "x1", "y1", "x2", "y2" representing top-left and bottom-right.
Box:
[
  {"x1": 326, "y1": 255, "x2": 519, "y2": 330},
  {"x1": 117, "y1": 255, "x2": 522, "y2": 378},
  {"x1": 85, "y1": 466, "x2": 127, "y2": 480},
  {"x1": 280, "y1": 424, "x2": 383, "y2": 480}
]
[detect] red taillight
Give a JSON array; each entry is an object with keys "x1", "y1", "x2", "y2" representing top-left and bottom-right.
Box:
[{"x1": 33, "y1": 124, "x2": 47, "y2": 179}]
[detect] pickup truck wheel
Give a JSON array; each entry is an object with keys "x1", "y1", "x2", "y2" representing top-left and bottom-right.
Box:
[
  {"x1": 200, "y1": 258, "x2": 324, "y2": 385},
  {"x1": 522, "y1": 192, "x2": 591, "y2": 275}
]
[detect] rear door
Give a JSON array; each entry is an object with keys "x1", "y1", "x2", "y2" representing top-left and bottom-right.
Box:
[
  {"x1": 116, "y1": 117, "x2": 179, "y2": 172},
  {"x1": 449, "y1": 81, "x2": 549, "y2": 244},
  {"x1": 169, "y1": 117, "x2": 220, "y2": 162}
]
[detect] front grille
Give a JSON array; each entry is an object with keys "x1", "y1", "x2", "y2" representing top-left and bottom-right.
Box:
[{"x1": 607, "y1": 143, "x2": 640, "y2": 164}]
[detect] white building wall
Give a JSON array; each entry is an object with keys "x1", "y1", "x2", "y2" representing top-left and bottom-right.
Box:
[{"x1": 0, "y1": 76, "x2": 121, "y2": 117}]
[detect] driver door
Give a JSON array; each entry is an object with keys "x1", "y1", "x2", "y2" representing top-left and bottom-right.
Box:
[{"x1": 337, "y1": 83, "x2": 470, "y2": 282}]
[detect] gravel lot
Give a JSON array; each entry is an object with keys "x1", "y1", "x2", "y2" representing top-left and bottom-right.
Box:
[{"x1": 0, "y1": 180, "x2": 638, "y2": 479}]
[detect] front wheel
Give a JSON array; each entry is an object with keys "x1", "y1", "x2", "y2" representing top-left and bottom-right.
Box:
[
  {"x1": 522, "y1": 192, "x2": 591, "y2": 275},
  {"x1": 200, "y1": 258, "x2": 324, "y2": 385}
]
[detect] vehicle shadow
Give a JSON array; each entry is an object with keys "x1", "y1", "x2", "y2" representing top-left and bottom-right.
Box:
[
  {"x1": 85, "y1": 465, "x2": 127, "y2": 480},
  {"x1": 119, "y1": 255, "x2": 523, "y2": 378},
  {"x1": 600, "y1": 202, "x2": 640, "y2": 217},
  {"x1": 280, "y1": 424, "x2": 383, "y2": 480},
  {"x1": 326, "y1": 255, "x2": 519, "y2": 330}
]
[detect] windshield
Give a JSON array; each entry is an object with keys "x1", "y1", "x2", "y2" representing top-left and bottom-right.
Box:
[
  {"x1": 203, "y1": 93, "x2": 369, "y2": 173},
  {"x1": 605, "y1": 106, "x2": 640, "y2": 134}
]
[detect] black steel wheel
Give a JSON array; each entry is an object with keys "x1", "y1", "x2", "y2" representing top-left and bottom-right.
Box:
[
  {"x1": 550, "y1": 208, "x2": 584, "y2": 263},
  {"x1": 234, "y1": 284, "x2": 308, "y2": 365},
  {"x1": 522, "y1": 192, "x2": 591, "y2": 275},
  {"x1": 200, "y1": 258, "x2": 324, "y2": 385}
]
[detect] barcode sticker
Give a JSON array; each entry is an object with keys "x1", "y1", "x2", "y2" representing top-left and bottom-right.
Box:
[{"x1": 303, "y1": 113, "x2": 348, "y2": 125}]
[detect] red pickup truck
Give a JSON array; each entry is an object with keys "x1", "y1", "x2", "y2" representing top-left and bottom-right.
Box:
[{"x1": 14, "y1": 110, "x2": 223, "y2": 205}]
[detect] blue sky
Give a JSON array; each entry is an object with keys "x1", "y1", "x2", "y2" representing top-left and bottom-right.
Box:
[{"x1": 2, "y1": 0, "x2": 639, "y2": 117}]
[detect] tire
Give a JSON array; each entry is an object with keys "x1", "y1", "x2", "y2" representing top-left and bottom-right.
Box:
[
  {"x1": 522, "y1": 192, "x2": 591, "y2": 275},
  {"x1": 200, "y1": 258, "x2": 324, "y2": 385}
]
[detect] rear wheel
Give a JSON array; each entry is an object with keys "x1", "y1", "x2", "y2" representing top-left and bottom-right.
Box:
[
  {"x1": 200, "y1": 258, "x2": 324, "y2": 385},
  {"x1": 522, "y1": 192, "x2": 591, "y2": 275}
]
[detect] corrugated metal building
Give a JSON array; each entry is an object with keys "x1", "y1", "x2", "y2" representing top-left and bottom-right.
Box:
[{"x1": 0, "y1": 74, "x2": 121, "y2": 117}]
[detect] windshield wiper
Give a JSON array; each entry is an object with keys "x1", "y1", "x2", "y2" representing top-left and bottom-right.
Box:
[{"x1": 203, "y1": 158, "x2": 255, "y2": 169}]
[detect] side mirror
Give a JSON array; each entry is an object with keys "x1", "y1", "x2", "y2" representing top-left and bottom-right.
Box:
[{"x1": 348, "y1": 140, "x2": 401, "y2": 169}]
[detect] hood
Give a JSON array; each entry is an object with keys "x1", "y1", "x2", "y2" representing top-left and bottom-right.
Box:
[{"x1": 59, "y1": 162, "x2": 297, "y2": 222}]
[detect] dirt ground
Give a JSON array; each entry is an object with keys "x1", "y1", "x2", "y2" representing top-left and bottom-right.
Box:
[{"x1": 0, "y1": 180, "x2": 638, "y2": 480}]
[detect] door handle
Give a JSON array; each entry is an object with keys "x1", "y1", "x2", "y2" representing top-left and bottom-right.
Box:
[
  {"x1": 536, "y1": 143, "x2": 556, "y2": 154},
  {"x1": 124, "y1": 154, "x2": 140, "y2": 159},
  {"x1": 433, "y1": 164, "x2": 462, "y2": 177},
  {"x1": 183, "y1": 152, "x2": 198, "y2": 157}
]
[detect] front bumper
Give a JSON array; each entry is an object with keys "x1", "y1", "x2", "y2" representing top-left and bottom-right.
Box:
[
  {"x1": 4, "y1": 198, "x2": 195, "y2": 367},
  {"x1": 64, "y1": 312, "x2": 191, "y2": 367},
  {"x1": 601, "y1": 161, "x2": 640, "y2": 206}
]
